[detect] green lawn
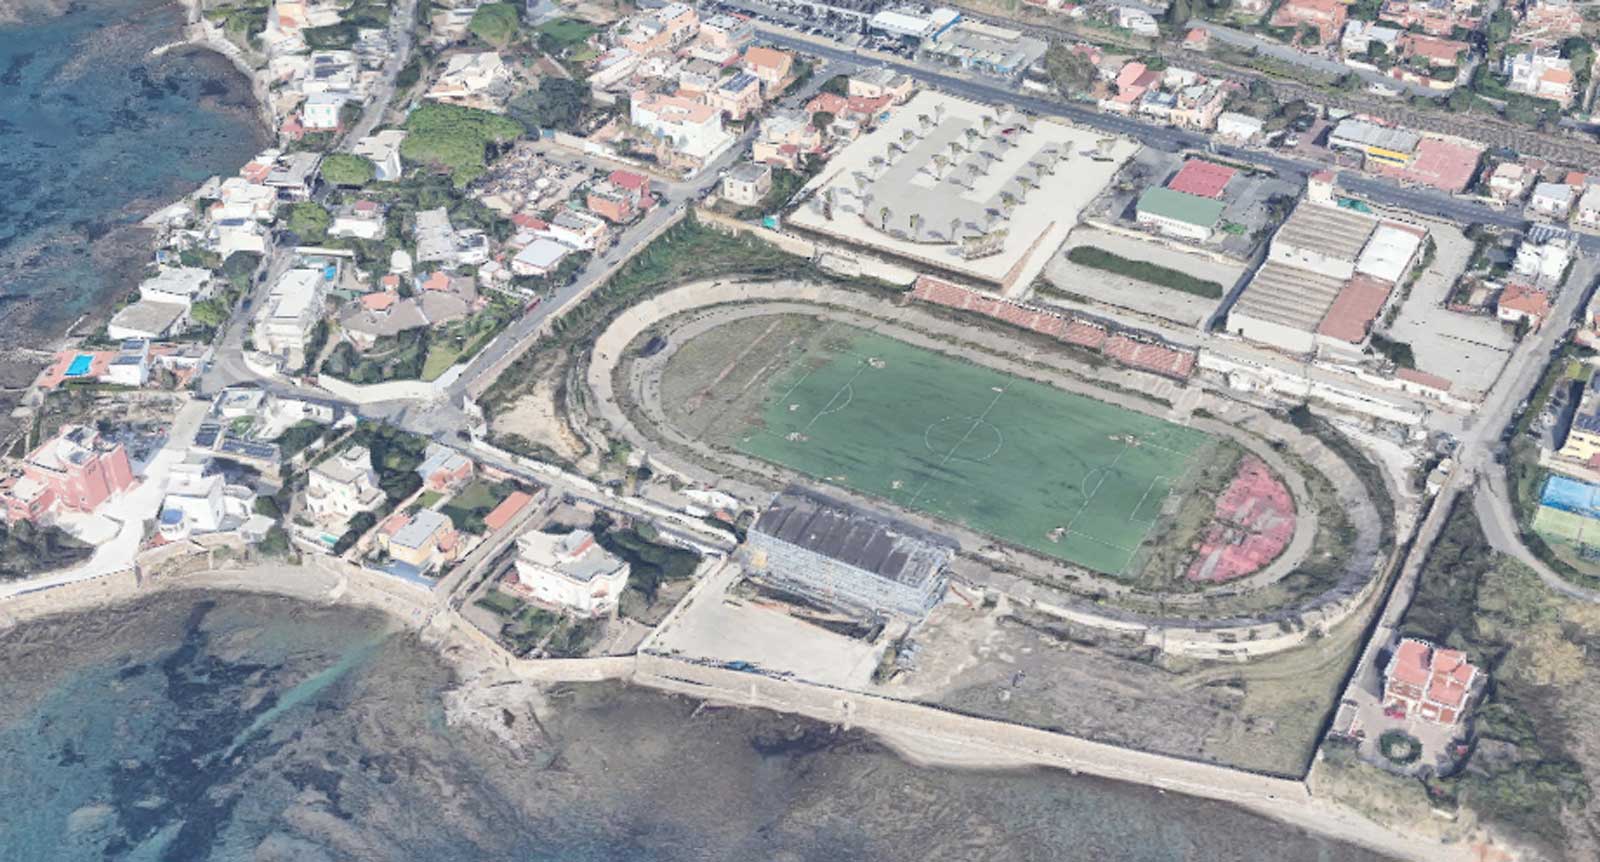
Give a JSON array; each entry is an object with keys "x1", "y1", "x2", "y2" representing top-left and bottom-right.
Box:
[
  {"x1": 440, "y1": 479, "x2": 514, "y2": 534},
  {"x1": 735, "y1": 329, "x2": 1212, "y2": 574},
  {"x1": 537, "y1": 18, "x2": 595, "y2": 47}
]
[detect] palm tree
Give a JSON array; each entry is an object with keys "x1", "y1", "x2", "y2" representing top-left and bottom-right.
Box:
[
  {"x1": 981, "y1": 115, "x2": 995, "y2": 134},
  {"x1": 879, "y1": 205, "x2": 891, "y2": 232},
  {"x1": 1017, "y1": 176, "x2": 1037, "y2": 197},
  {"x1": 901, "y1": 129, "x2": 916, "y2": 146},
  {"x1": 998, "y1": 191, "x2": 1017, "y2": 214},
  {"x1": 823, "y1": 188, "x2": 836, "y2": 221},
  {"x1": 917, "y1": 113, "x2": 932, "y2": 132},
  {"x1": 966, "y1": 162, "x2": 982, "y2": 183},
  {"x1": 934, "y1": 103, "x2": 946, "y2": 124},
  {"x1": 949, "y1": 216, "x2": 962, "y2": 241},
  {"x1": 931, "y1": 153, "x2": 949, "y2": 178},
  {"x1": 869, "y1": 155, "x2": 886, "y2": 175},
  {"x1": 947, "y1": 140, "x2": 964, "y2": 159},
  {"x1": 963, "y1": 127, "x2": 980, "y2": 149},
  {"x1": 909, "y1": 212, "x2": 922, "y2": 240}
]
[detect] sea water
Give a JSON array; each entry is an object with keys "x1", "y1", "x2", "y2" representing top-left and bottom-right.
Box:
[
  {"x1": 0, "y1": 0, "x2": 265, "y2": 345},
  {"x1": 0, "y1": 591, "x2": 1393, "y2": 861}
]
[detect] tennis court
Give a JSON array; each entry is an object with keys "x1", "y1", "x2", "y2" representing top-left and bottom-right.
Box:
[{"x1": 734, "y1": 327, "x2": 1213, "y2": 575}]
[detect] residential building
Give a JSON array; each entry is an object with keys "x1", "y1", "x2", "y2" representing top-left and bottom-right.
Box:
[
  {"x1": 1169, "y1": 81, "x2": 1229, "y2": 131},
  {"x1": 427, "y1": 52, "x2": 511, "y2": 112},
  {"x1": 699, "y1": 13, "x2": 754, "y2": 52},
  {"x1": 619, "y1": 2, "x2": 699, "y2": 55},
  {"x1": 848, "y1": 67, "x2": 914, "y2": 104},
  {"x1": 506, "y1": 528, "x2": 631, "y2": 617},
  {"x1": 1135, "y1": 187, "x2": 1226, "y2": 242},
  {"x1": 265, "y1": 151, "x2": 321, "y2": 201},
  {"x1": 743, "y1": 45, "x2": 794, "y2": 96},
  {"x1": 630, "y1": 91, "x2": 731, "y2": 161},
  {"x1": 1488, "y1": 161, "x2": 1532, "y2": 203},
  {"x1": 139, "y1": 267, "x2": 213, "y2": 306},
  {"x1": 1271, "y1": 0, "x2": 1347, "y2": 43},
  {"x1": 1529, "y1": 181, "x2": 1576, "y2": 220},
  {"x1": 157, "y1": 462, "x2": 255, "y2": 540},
  {"x1": 708, "y1": 71, "x2": 763, "y2": 120},
  {"x1": 511, "y1": 238, "x2": 574, "y2": 277},
  {"x1": 329, "y1": 199, "x2": 386, "y2": 240},
  {"x1": 1384, "y1": 638, "x2": 1479, "y2": 726},
  {"x1": 1341, "y1": 20, "x2": 1401, "y2": 61},
  {"x1": 377, "y1": 508, "x2": 460, "y2": 571},
  {"x1": 752, "y1": 109, "x2": 822, "y2": 169},
  {"x1": 253, "y1": 268, "x2": 326, "y2": 366},
  {"x1": 1515, "y1": 0, "x2": 1584, "y2": 50},
  {"x1": 1115, "y1": 6, "x2": 1159, "y2": 36},
  {"x1": 1498, "y1": 281, "x2": 1552, "y2": 329},
  {"x1": 351, "y1": 129, "x2": 408, "y2": 181},
  {"x1": 1504, "y1": 51, "x2": 1576, "y2": 106},
  {"x1": 1379, "y1": 0, "x2": 1478, "y2": 36},
  {"x1": 721, "y1": 162, "x2": 773, "y2": 206},
  {"x1": 108, "y1": 299, "x2": 189, "y2": 341},
  {"x1": 546, "y1": 209, "x2": 609, "y2": 251},
  {"x1": 302, "y1": 91, "x2": 346, "y2": 131},
  {"x1": 586, "y1": 170, "x2": 653, "y2": 224},
  {"x1": 305, "y1": 445, "x2": 384, "y2": 526},
  {"x1": 1576, "y1": 185, "x2": 1600, "y2": 232},
  {"x1": 1512, "y1": 228, "x2": 1574, "y2": 287},
  {"x1": 105, "y1": 340, "x2": 151, "y2": 388},
  {"x1": 744, "y1": 487, "x2": 954, "y2": 619},
  {"x1": 1216, "y1": 112, "x2": 1265, "y2": 143},
  {"x1": 4, "y1": 425, "x2": 135, "y2": 523},
  {"x1": 415, "y1": 443, "x2": 474, "y2": 492}
]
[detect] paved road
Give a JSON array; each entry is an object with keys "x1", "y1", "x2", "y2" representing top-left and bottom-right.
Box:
[
  {"x1": 1470, "y1": 256, "x2": 1600, "y2": 602},
  {"x1": 341, "y1": 0, "x2": 419, "y2": 147}
]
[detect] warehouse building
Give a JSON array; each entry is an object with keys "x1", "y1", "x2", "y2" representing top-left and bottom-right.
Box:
[
  {"x1": 1226, "y1": 200, "x2": 1382, "y2": 355},
  {"x1": 745, "y1": 486, "x2": 955, "y2": 619},
  {"x1": 1135, "y1": 186, "x2": 1226, "y2": 242},
  {"x1": 1328, "y1": 119, "x2": 1420, "y2": 168}
]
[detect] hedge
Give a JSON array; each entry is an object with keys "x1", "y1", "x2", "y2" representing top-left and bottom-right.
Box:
[{"x1": 1066, "y1": 246, "x2": 1224, "y2": 299}]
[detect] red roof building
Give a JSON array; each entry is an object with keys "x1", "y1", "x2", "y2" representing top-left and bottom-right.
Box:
[
  {"x1": 1384, "y1": 638, "x2": 1479, "y2": 726},
  {"x1": 1498, "y1": 281, "x2": 1552, "y2": 329},
  {"x1": 1166, "y1": 159, "x2": 1238, "y2": 199},
  {"x1": 483, "y1": 490, "x2": 535, "y2": 533},
  {"x1": 1317, "y1": 274, "x2": 1393, "y2": 346}
]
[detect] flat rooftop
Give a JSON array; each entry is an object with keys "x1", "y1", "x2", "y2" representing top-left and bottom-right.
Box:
[{"x1": 1316, "y1": 274, "x2": 1394, "y2": 345}]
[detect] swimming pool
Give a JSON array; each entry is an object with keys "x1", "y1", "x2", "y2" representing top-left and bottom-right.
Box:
[{"x1": 64, "y1": 354, "x2": 94, "y2": 377}]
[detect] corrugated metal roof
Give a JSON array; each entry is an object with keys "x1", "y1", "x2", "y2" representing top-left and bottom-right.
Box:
[{"x1": 751, "y1": 486, "x2": 955, "y2": 589}]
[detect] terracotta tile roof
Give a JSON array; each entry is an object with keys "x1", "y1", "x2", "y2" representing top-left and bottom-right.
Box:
[
  {"x1": 1397, "y1": 366, "x2": 1452, "y2": 391},
  {"x1": 361, "y1": 291, "x2": 398, "y2": 311},
  {"x1": 1500, "y1": 281, "x2": 1551, "y2": 319},
  {"x1": 1390, "y1": 639, "x2": 1431, "y2": 686},
  {"x1": 483, "y1": 490, "x2": 534, "y2": 532}
]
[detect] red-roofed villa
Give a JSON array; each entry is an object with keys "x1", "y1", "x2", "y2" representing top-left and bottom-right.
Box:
[{"x1": 1384, "y1": 638, "x2": 1479, "y2": 726}]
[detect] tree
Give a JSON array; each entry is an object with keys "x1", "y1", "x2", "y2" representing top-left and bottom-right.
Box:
[
  {"x1": 1040, "y1": 45, "x2": 1098, "y2": 99},
  {"x1": 222, "y1": 251, "x2": 261, "y2": 291},
  {"x1": 819, "y1": 74, "x2": 849, "y2": 96},
  {"x1": 470, "y1": 2, "x2": 521, "y2": 47},
  {"x1": 1164, "y1": 0, "x2": 1192, "y2": 30},
  {"x1": 505, "y1": 77, "x2": 591, "y2": 134},
  {"x1": 189, "y1": 298, "x2": 229, "y2": 329},
  {"x1": 400, "y1": 102, "x2": 523, "y2": 186},
  {"x1": 285, "y1": 202, "x2": 331, "y2": 242},
  {"x1": 878, "y1": 206, "x2": 890, "y2": 231},
  {"x1": 321, "y1": 152, "x2": 376, "y2": 187},
  {"x1": 811, "y1": 110, "x2": 834, "y2": 130},
  {"x1": 909, "y1": 212, "x2": 922, "y2": 239}
]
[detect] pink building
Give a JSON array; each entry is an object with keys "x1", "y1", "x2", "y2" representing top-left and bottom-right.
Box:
[{"x1": 4, "y1": 425, "x2": 135, "y2": 523}]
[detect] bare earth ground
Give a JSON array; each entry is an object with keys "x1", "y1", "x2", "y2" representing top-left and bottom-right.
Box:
[
  {"x1": 489, "y1": 350, "x2": 589, "y2": 465},
  {"x1": 885, "y1": 595, "x2": 1368, "y2": 777}
]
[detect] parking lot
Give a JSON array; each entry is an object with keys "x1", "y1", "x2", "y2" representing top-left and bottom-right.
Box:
[{"x1": 709, "y1": 0, "x2": 914, "y2": 54}]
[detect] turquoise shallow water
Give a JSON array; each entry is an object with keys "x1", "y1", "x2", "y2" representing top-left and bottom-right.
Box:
[
  {"x1": 0, "y1": 0, "x2": 265, "y2": 343},
  {"x1": 0, "y1": 591, "x2": 1395, "y2": 862}
]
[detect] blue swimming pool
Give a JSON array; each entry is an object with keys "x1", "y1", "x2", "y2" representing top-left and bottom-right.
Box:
[{"x1": 64, "y1": 354, "x2": 93, "y2": 377}]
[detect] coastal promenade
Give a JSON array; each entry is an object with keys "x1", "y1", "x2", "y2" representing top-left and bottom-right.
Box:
[{"x1": 0, "y1": 551, "x2": 1471, "y2": 862}]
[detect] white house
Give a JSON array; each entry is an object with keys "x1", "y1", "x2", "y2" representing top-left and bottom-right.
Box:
[
  {"x1": 302, "y1": 92, "x2": 347, "y2": 132},
  {"x1": 511, "y1": 237, "x2": 573, "y2": 277},
  {"x1": 352, "y1": 129, "x2": 408, "y2": 181},
  {"x1": 1529, "y1": 181, "x2": 1575, "y2": 221},
  {"x1": 630, "y1": 91, "x2": 732, "y2": 161},
  {"x1": 139, "y1": 267, "x2": 213, "y2": 306},
  {"x1": 1575, "y1": 185, "x2": 1600, "y2": 232},
  {"x1": 506, "y1": 528, "x2": 631, "y2": 617},
  {"x1": 305, "y1": 445, "x2": 384, "y2": 527},
  {"x1": 545, "y1": 209, "x2": 608, "y2": 251},
  {"x1": 253, "y1": 267, "x2": 327, "y2": 366},
  {"x1": 1216, "y1": 111, "x2": 1265, "y2": 143},
  {"x1": 329, "y1": 200, "x2": 386, "y2": 240},
  {"x1": 157, "y1": 462, "x2": 256, "y2": 540}
]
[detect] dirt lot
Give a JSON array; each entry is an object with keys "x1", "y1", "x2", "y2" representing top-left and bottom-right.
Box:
[
  {"x1": 487, "y1": 350, "x2": 590, "y2": 466},
  {"x1": 886, "y1": 594, "x2": 1369, "y2": 777},
  {"x1": 1036, "y1": 227, "x2": 1238, "y2": 328}
]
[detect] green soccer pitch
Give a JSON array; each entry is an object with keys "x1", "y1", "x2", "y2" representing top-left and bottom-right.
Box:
[{"x1": 735, "y1": 328, "x2": 1213, "y2": 575}]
